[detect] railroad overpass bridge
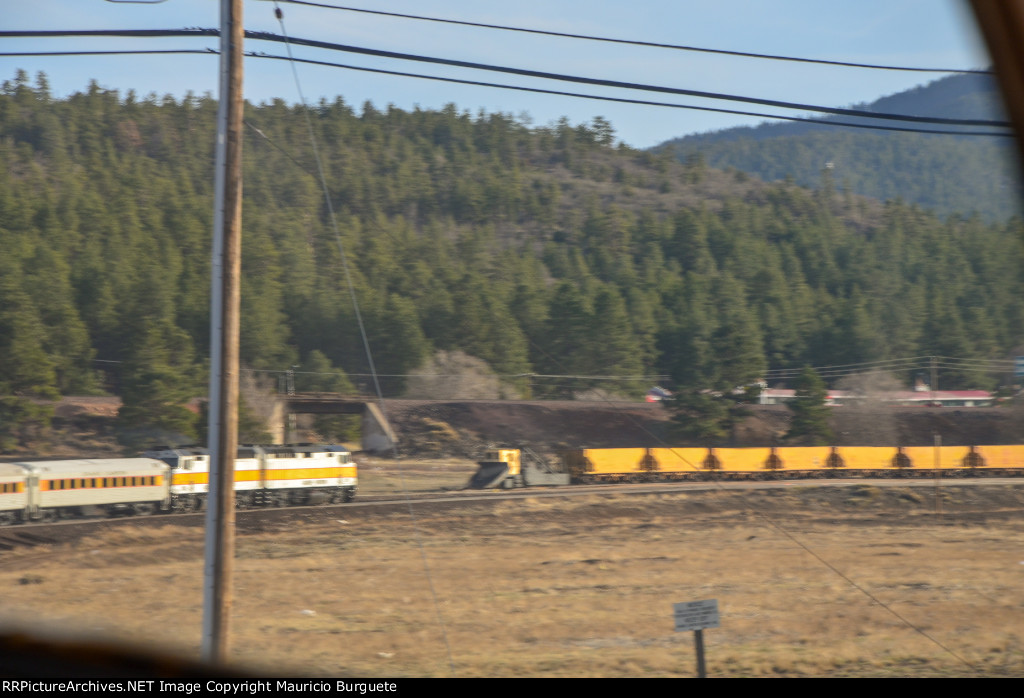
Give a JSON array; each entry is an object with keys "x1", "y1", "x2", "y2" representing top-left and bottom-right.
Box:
[{"x1": 270, "y1": 393, "x2": 396, "y2": 453}]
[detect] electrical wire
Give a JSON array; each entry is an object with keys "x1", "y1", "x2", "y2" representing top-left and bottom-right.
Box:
[
  {"x1": 243, "y1": 29, "x2": 1010, "y2": 128},
  {"x1": 4, "y1": 47, "x2": 1007, "y2": 137},
  {"x1": 249, "y1": 52, "x2": 1012, "y2": 138},
  {"x1": 765, "y1": 355, "x2": 1015, "y2": 381},
  {"x1": 0, "y1": 48, "x2": 212, "y2": 55},
  {"x1": 0, "y1": 29, "x2": 1010, "y2": 129},
  {"x1": 273, "y1": 1, "x2": 991, "y2": 75},
  {"x1": 0, "y1": 29, "x2": 219, "y2": 39},
  {"x1": 243, "y1": 361, "x2": 1012, "y2": 384}
]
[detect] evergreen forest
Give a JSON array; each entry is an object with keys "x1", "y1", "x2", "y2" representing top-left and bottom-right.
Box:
[{"x1": 1, "y1": 70, "x2": 1023, "y2": 447}]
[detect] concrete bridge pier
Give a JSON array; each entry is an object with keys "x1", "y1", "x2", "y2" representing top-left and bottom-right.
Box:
[
  {"x1": 267, "y1": 395, "x2": 397, "y2": 453},
  {"x1": 361, "y1": 402, "x2": 397, "y2": 454}
]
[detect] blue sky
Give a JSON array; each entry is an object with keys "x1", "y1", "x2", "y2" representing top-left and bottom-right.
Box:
[{"x1": 3, "y1": 0, "x2": 992, "y2": 148}]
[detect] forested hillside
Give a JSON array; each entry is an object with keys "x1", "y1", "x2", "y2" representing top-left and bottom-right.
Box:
[
  {"x1": 655, "y1": 74, "x2": 1023, "y2": 221},
  {"x1": 1, "y1": 70, "x2": 1023, "y2": 447}
]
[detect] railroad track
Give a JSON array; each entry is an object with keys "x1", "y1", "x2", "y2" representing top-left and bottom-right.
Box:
[
  {"x1": 0, "y1": 477, "x2": 1022, "y2": 552},
  {"x1": 0, "y1": 529, "x2": 61, "y2": 552}
]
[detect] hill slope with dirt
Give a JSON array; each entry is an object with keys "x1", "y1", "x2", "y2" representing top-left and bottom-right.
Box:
[
  {"x1": 382, "y1": 400, "x2": 1024, "y2": 457},
  {"x1": 20, "y1": 397, "x2": 1024, "y2": 459}
]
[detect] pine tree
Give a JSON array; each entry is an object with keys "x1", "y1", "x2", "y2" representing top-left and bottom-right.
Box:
[
  {"x1": 786, "y1": 367, "x2": 832, "y2": 445},
  {"x1": 589, "y1": 285, "x2": 643, "y2": 395},
  {"x1": 116, "y1": 318, "x2": 199, "y2": 450},
  {"x1": 711, "y1": 274, "x2": 766, "y2": 391},
  {"x1": 365, "y1": 294, "x2": 430, "y2": 396},
  {"x1": 536, "y1": 281, "x2": 594, "y2": 397},
  {"x1": 0, "y1": 256, "x2": 59, "y2": 399},
  {"x1": 670, "y1": 389, "x2": 734, "y2": 445},
  {"x1": 0, "y1": 397, "x2": 53, "y2": 452}
]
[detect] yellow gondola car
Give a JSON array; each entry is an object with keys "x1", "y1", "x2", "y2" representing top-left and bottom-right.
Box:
[{"x1": 472, "y1": 444, "x2": 1024, "y2": 486}]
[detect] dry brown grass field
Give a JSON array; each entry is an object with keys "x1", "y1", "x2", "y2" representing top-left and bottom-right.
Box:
[{"x1": 0, "y1": 458, "x2": 1022, "y2": 678}]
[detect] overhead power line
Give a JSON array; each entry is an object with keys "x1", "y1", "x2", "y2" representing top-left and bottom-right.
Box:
[
  {"x1": 243, "y1": 29, "x2": 1010, "y2": 128},
  {"x1": 251, "y1": 52, "x2": 1012, "y2": 138},
  {"x1": 2, "y1": 50, "x2": 1008, "y2": 137},
  {"x1": 765, "y1": 355, "x2": 1015, "y2": 381},
  {"x1": 765, "y1": 356, "x2": 937, "y2": 376},
  {"x1": 0, "y1": 49, "x2": 214, "y2": 58},
  {"x1": 275, "y1": 1, "x2": 991, "y2": 75},
  {"x1": 1, "y1": 29, "x2": 1011, "y2": 130},
  {"x1": 0, "y1": 29, "x2": 218, "y2": 39}
]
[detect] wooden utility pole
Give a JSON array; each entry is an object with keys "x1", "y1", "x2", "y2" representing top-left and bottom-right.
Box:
[{"x1": 203, "y1": 0, "x2": 244, "y2": 664}]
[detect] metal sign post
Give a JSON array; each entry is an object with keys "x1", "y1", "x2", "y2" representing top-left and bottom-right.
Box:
[{"x1": 674, "y1": 599, "x2": 719, "y2": 678}]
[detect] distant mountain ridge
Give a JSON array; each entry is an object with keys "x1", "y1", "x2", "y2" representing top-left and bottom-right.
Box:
[{"x1": 654, "y1": 74, "x2": 1022, "y2": 220}]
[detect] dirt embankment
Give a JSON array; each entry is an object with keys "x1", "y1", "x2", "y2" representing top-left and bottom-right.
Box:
[
  {"x1": 33, "y1": 397, "x2": 1024, "y2": 458},
  {"x1": 382, "y1": 400, "x2": 1024, "y2": 456}
]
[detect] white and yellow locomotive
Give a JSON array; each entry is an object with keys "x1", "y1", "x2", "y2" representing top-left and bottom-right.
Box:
[
  {"x1": 145, "y1": 444, "x2": 357, "y2": 513},
  {"x1": 0, "y1": 445, "x2": 357, "y2": 524}
]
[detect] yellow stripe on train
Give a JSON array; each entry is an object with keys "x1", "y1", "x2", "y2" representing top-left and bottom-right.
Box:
[
  {"x1": 563, "y1": 445, "x2": 1024, "y2": 479},
  {"x1": 172, "y1": 466, "x2": 355, "y2": 487}
]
